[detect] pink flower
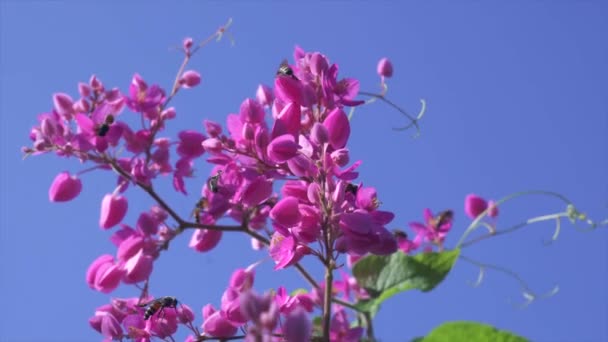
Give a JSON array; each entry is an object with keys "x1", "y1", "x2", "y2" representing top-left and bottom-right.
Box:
[
  {"x1": 256, "y1": 84, "x2": 274, "y2": 107},
  {"x1": 178, "y1": 304, "x2": 195, "y2": 324},
  {"x1": 409, "y1": 208, "x2": 453, "y2": 245},
  {"x1": 177, "y1": 130, "x2": 206, "y2": 158},
  {"x1": 52, "y1": 93, "x2": 74, "y2": 119},
  {"x1": 125, "y1": 74, "x2": 166, "y2": 114},
  {"x1": 377, "y1": 57, "x2": 393, "y2": 78},
  {"x1": 179, "y1": 70, "x2": 201, "y2": 88},
  {"x1": 229, "y1": 267, "x2": 256, "y2": 292},
  {"x1": 283, "y1": 307, "x2": 312, "y2": 342},
  {"x1": 93, "y1": 260, "x2": 123, "y2": 293},
  {"x1": 269, "y1": 232, "x2": 306, "y2": 270},
  {"x1": 204, "y1": 120, "x2": 223, "y2": 137},
  {"x1": 48, "y1": 171, "x2": 82, "y2": 202},
  {"x1": 189, "y1": 229, "x2": 223, "y2": 252},
  {"x1": 100, "y1": 313, "x2": 123, "y2": 340},
  {"x1": 122, "y1": 249, "x2": 153, "y2": 284},
  {"x1": 274, "y1": 75, "x2": 303, "y2": 104},
  {"x1": 267, "y1": 134, "x2": 300, "y2": 163},
  {"x1": 272, "y1": 102, "x2": 301, "y2": 137},
  {"x1": 270, "y1": 196, "x2": 302, "y2": 227},
  {"x1": 239, "y1": 98, "x2": 265, "y2": 124},
  {"x1": 323, "y1": 108, "x2": 350, "y2": 149},
  {"x1": 310, "y1": 122, "x2": 329, "y2": 145},
  {"x1": 241, "y1": 176, "x2": 273, "y2": 207},
  {"x1": 464, "y1": 194, "x2": 489, "y2": 219},
  {"x1": 99, "y1": 194, "x2": 128, "y2": 229},
  {"x1": 86, "y1": 254, "x2": 114, "y2": 289},
  {"x1": 202, "y1": 310, "x2": 238, "y2": 338}
]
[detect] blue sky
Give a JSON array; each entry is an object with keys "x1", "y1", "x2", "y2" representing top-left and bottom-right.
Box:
[{"x1": 1, "y1": 2, "x2": 606, "y2": 341}]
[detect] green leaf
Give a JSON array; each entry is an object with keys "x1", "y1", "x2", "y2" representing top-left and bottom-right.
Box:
[
  {"x1": 420, "y1": 321, "x2": 529, "y2": 342},
  {"x1": 352, "y1": 249, "x2": 460, "y2": 314}
]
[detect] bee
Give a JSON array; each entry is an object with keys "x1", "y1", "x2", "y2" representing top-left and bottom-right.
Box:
[
  {"x1": 393, "y1": 229, "x2": 408, "y2": 239},
  {"x1": 95, "y1": 114, "x2": 115, "y2": 137},
  {"x1": 429, "y1": 210, "x2": 454, "y2": 229},
  {"x1": 207, "y1": 170, "x2": 223, "y2": 193},
  {"x1": 345, "y1": 183, "x2": 359, "y2": 196},
  {"x1": 191, "y1": 197, "x2": 208, "y2": 224},
  {"x1": 276, "y1": 59, "x2": 299, "y2": 80},
  {"x1": 137, "y1": 296, "x2": 178, "y2": 320}
]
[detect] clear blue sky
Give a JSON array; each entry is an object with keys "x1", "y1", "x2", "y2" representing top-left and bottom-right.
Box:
[{"x1": 1, "y1": 2, "x2": 606, "y2": 341}]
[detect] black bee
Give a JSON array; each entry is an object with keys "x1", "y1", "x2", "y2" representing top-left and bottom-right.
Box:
[
  {"x1": 393, "y1": 229, "x2": 408, "y2": 239},
  {"x1": 345, "y1": 183, "x2": 359, "y2": 196},
  {"x1": 207, "y1": 170, "x2": 223, "y2": 193},
  {"x1": 276, "y1": 59, "x2": 299, "y2": 80},
  {"x1": 191, "y1": 197, "x2": 208, "y2": 224},
  {"x1": 137, "y1": 296, "x2": 178, "y2": 320},
  {"x1": 430, "y1": 210, "x2": 454, "y2": 229},
  {"x1": 95, "y1": 114, "x2": 115, "y2": 137}
]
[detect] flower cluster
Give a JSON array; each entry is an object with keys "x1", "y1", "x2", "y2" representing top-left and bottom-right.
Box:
[{"x1": 24, "y1": 40, "x2": 438, "y2": 341}]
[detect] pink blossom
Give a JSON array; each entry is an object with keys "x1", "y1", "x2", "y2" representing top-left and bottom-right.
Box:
[
  {"x1": 269, "y1": 233, "x2": 306, "y2": 270},
  {"x1": 409, "y1": 208, "x2": 453, "y2": 245},
  {"x1": 100, "y1": 313, "x2": 123, "y2": 340},
  {"x1": 283, "y1": 307, "x2": 312, "y2": 342},
  {"x1": 256, "y1": 84, "x2": 274, "y2": 107},
  {"x1": 267, "y1": 134, "x2": 300, "y2": 163},
  {"x1": 177, "y1": 130, "x2": 205, "y2": 158},
  {"x1": 377, "y1": 57, "x2": 394, "y2": 78},
  {"x1": 122, "y1": 249, "x2": 153, "y2": 284},
  {"x1": 178, "y1": 304, "x2": 195, "y2": 324},
  {"x1": 179, "y1": 70, "x2": 201, "y2": 88},
  {"x1": 323, "y1": 108, "x2": 350, "y2": 149},
  {"x1": 99, "y1": 194, "x2": 128, "y2": 229},
  {"x1": 116, "y1": 234, "x2": 144, "y2": 262},
  {"x1": 52, "y1": 93, "x2": 74, "y2": 119},
  {"x1": 125, "y1": 74, "x2": 166, "y2": 114},
  {"x1": 273, "y1": 102, "x2": 301, "y2": 137},
  {"x1": 465, "y1": 194, "x2": 489, "y2": 219},
  {"x1": 202, "y1": 310, "x2": 238, "y2": 338},
  {"x1": 86, "y1": 254, "x2": 114, "y2": 289},
  {"x1": 189, "y1": 229, "x2": 223, "y2": 252},
  {"x1": 310, "y1": 122, "x2": 329, "y2": 145},
  {"x1": 204, "y1": 120, "x2": 222, "y2": 137},
  {"x1": 241, "y1": 176, "x2": 273, "y2": 207},
  {"x1": 48, "y1": 171, "x2": 82, "y2": 202},
  {"x1": 94, "y1": 261, "x2": 123, "y2": 293},
  {"x1": 270, "y1": 196, "x2": 302, "y2": 227},
  {"x1": 240, "y1": 98, "x2": 265, "y2": 124}
]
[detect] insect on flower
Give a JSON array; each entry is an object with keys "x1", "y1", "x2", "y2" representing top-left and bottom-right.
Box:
[
  {"x1": 276, "y1": 59, "x2": 299, "y2": 80},
  {"x1": 137, "y1": 296, "x2": 178, "y2": 320},
  {"x1": 95, "y1": 114, "x2": 115, "y2": 137},
  {"x1": 191, "y1": 197, "x2": 208, "y2": 224},
  {"x1": 345, "y1": 183, "x2": 359, "y2": 196},
  {"x1": 429, "y1": 210, "x2": 454, "y2": 229},
  {"x1": 207, "y1": 170, "x2": 223, "y2": 193}
]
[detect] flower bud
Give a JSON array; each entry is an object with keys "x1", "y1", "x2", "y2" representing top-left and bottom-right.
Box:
[
  {"x1": 242, "y1": 122, "x2": 255, "y2": 140},
  {"x1": 78, "y1": 82, "x2": 91, "y2": 98},
  {"x1": 204, "y1": 120, "x2": 222, "y2": 137},
  {"x1": 283, "y1": 307, "x2": 311, "y2": 342},
  {"x1": 179, "y1": 70, "x2": 201, "y2": 88},
  {"x1": 270, "y1": 196, "x2": 302, "y2": 227},
  {"x1": 189, "y1": 229, "x2": 223, "y2": 252},
  {"x1": 488, "y1": 200, "x2": 499, "y2": 218},
  {"x1": 72, "y1": 98, "x2": 90, "y2": 113},
  {"x1": 202, "y1": 137, "x2": 223, "y2": 154},
  {"x1": 310, "y1": 122, "x2": 329, "y2": 145},
  {"x1": 183, "y1": 37, "x2": 193, "y2": 50},
  {"x1": 178, "y1": 304, "x2": 195, "y2": 324},
  {"x1": 323, "y1": 108, "x2": 350, "y2": 149},
  {"x1": 267, "y1": 134, "x2": 300, "y2": 163},
  {"x1": 53, "y1": 93, "x2": 74, "y2": 118},
  {"x1": 161, "y1": 107, "x2": 176, "y2": 120},
  {"x1": 241, "y1": 176, "x2": 273, "y2": 207},
  {"x1": 464, "y1": 194, "x2": 488, "y2": 219},
  {"x1": 330, "y1": 148, "x2": 350, "y2": 167},
  {"x1": 86, "y1": 254, "x2": 114, "y2": 289},
  {"x1": 377, "y1": 57, "x2": 393, "y2": 78},
  {"x1": 49, "y1": 171, "x2": 82, "y2": 202},
  {"x1": 240, "y1": 98, "x2": 265, "y2": 124},
  {"x1": 122, "y1": 249, "x2": 153, "y2": 284},
  {"x1": 256, "y1": 84, "x2": 274, "y2": 107},
  {"x1": 310, "y1": 52, "x2": 329, "y2": 76},
  {"x1": 99, "y1": 194, "x2": 128, "y2": 229},
  {"x1": 202, "y1": 311, "x2": 237, "y2": 338}
]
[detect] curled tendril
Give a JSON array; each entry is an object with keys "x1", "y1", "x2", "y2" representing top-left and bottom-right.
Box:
[
  {"x1": 456, "y1": 190, "x2": 605, "y2": 249},
  {"x1": 460, "y1": 255, "x2": 558, "y2": 308},
  {"x1": 356, "y1": 91, "x2": 426, "y2": 137}
]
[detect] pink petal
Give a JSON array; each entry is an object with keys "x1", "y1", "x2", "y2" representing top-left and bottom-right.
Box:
[
  {"x1": 48, "y1": 171, "x2": 82, "y2": 202},
  {"x1": 99, "y1": 194, "x2": 128, "y2": 229}
]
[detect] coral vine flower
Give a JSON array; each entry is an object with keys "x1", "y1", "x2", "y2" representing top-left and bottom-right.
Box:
[
  {"x1": 409, "y1": 208, "x2": 454, "y2": 245},
  {"x1": 99, "y1": 194, "x2": 128, "y2": 229},
  {"x1": 48, "y1": 171, "x2": 82, "y2": 202},
  {"x1": 125, "y1": 74, "x2": 166, "y2": 115}
]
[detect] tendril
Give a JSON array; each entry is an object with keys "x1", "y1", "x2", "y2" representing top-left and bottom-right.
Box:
[{"x1": 460, "y1": 254, "x2": 558, "y2": 308}]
